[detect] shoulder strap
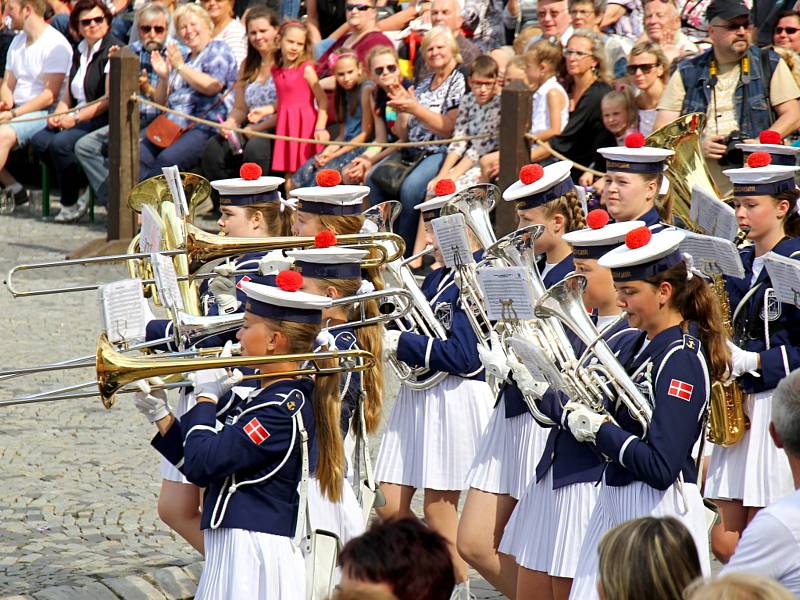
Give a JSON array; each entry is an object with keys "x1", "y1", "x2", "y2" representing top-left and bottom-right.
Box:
[
  {"x1": 760, "y1": 47, "x2": 776, "y2": 124},
  {"x1": 293, "y1": 410, "x2": 310, "y2": 549}
]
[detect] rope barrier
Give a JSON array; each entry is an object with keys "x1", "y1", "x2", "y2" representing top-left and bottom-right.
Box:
[
  {"x1": 135, "y1": 95, "x2": 490, "y2": 149},
  {"x1": 1, "y1": 97, "x2": 106, "y2": 124},
  {"x1": 525, "y1": 132, "x2": 606, "y2": 177}
]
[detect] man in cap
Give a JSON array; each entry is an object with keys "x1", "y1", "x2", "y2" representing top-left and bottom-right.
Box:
[{"x1": 654, "y1": 0, "x2": 800, "y2": 195}]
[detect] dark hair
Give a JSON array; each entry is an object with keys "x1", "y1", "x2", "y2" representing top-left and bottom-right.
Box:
[
  {"x1": 776, "y1": 10, "x2": 800, "y2": 27},
  {"x1": 774, "y1": 188, "x2": 800, "y2": 238},
  {"x1": 69, "y1": 0, "x2": 112, "y2": 33},
  {"x1": 240, "y1": 6, "x2": 280, "y2": 84},
  {"x1": 331, "y1": 51, "x2": 365, "y2": 123},
  {"x1": 468, "y1": 55, "x2": 499, "y2": 79},
  {"x1": 339, "y1": 518, "x2": 455, "y2": 600}
]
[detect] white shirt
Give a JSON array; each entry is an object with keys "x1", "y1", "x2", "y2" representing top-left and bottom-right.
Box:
[
  {"x1": 531, "y1": 75, "x2": 569, "y2": 135},
  {"x1": 722, "y1": 488, "x2": 800, "y2": 595},
  {"x1": 216, "y1": 19, "x2": 246, "y2": 68},
  {"x1": 71, "y1": 38, "x2": 109, "y2": 106},
  {"x1": 6, "y1": 26, "x2": 72, "y2": 106}
]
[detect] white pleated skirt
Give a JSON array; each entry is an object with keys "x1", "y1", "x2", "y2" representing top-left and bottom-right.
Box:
[
  {"x1": 569, "y1": 480, "x2": 710, "y2": 600},
  {"x1": 375, "y1": 376, "x2": 493, "y2": 491},
  {"x1": 500, "y1": 468, "x2": 600, "y2": 578},
  {"x1": 465, "y1": 401, "x2": 549, "y2": 499},
  {"x1": 307, "y1": 476, "x2": 366, "y2": 546},
  {"x1": 705, "y1": 390, "x2": 794, "y2": 507},
  {"x1": 197, "y1": 528, "x2": 305, "y2": 600},
  {"x1": 160, "y1": 390, "x2": 197, "y2": 483}
]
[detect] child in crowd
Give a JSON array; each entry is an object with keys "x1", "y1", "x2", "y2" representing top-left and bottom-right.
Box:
[
  {"x1": 525, "y1": 40, "x2": 568, "y2": 143},
  {"x1": 427, "y1": 56, "x2": 501, "y2": 192},
  {"x1": 293, "y1": 51, "x2": 373, "y2": 188},
  {"x1": 248, "y1": 21, "x2": 328, "y2": 188},
  {"x1": 502, "y1": 55, "x2": 529, "y2": 87},
  {"x1": 601, "y1": 87, "x2": 639, "y2": 145}
]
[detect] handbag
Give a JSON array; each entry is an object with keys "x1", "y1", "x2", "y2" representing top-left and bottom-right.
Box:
[
  {"x1": 370, "y1": 148, "x2": 427, "y2": 198},
  {"x1": 146, "y1": 113, "x2": 183, "y2": 148}
]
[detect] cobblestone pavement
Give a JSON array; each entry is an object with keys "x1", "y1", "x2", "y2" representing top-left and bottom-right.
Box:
[{"x1": 0, "y1": 208, "x2": 502, "y2": 599}]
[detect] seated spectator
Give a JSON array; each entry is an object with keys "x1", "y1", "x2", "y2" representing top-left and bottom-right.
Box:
[
  {"x1": 503, "y1": 55, "x2": 529, "y2": 85},
  {"x1": 74, "y1": 2, "x2": 174, "y2": 207},
  {"x1": 413, "y1": 0, "x2": 481, "y2": 84},
  {"x1": 31, "y1": 0, "x2": 118, "y2": 223},
  {"x1": 201, "y1": 5, "x2": 278, "y2": 209},
  {"x1": 342, "y1": 46, "x2": 412, "y2": 185},
  {"x1": 316, "y1": 0, "x2": 392, "y2": 91},
  {"x1": 677, "y1": 0, "x2": 710, "y2": 43},
  {"x1": 462, "y1": 0, "x2": 504, "y2": 54},
  {"x1": 567, "y1": 0, "x2": 632, "y2": 80},
  {"x1": 719, "y1": 370, "x2": 800, "y2": 596},
  {"x1": 0, "y1": 0, "x2": 72, "y2": 208},
  {"x1": 686, "y1": 574, "x2": 796, "y2": 600},
  {"x1": 139, "y1": 3, "x2": 237, "y2": 181},
  {"x1": 507, "y1": 0, "x2": 573, "y2": 47},
  {"x1": 364, "y1": 25, "x2": 465, "y2": 256},
  {"x1": 530, "y1": 29, "x2": 615, "y2": 181},
  {"x1": 427, "y1": 55, "x2": 500, "y2": 192},
  {"x1": 526, "y1": 39, "x2": 568, "y2": 143},
  {"x1": 627, "y1": 41, "x2": 668, "y2": 136},
  {"x1": 293, "y1": 51, "x2": 373, "y2": 188},
  {"x1": 601, "y1": 86, "x2": 639, "y2": 144},
  {"x1": 642, "y1": 0, "x2": 699, "y2": 65},
  {"x1": 773, "y1": 11, "x2": 800, "y2": 54},
  {"x1": 601, "y1": 0, "x2": 644, "y2": 42},
  {"x1": 597, "y1": 516, "x2": 703, "y2": 600},
  {"x1": 199, "y1": 0, "x2": 247, "y2": 66},
  {"x1": 338, "y1": 518, "x2": 456, "y2": 600}
]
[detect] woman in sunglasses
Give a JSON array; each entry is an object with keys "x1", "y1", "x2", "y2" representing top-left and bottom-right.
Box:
[
  {"x1": 627, "y1": 41, "x2": 669, "y2": 137},
  {"x1": 773, "y1": 11, "x2": 800, "y2": 53}
]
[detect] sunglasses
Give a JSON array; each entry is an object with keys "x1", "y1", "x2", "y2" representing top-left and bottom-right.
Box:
[
  {"x1": 626, "y1": 63, "x2": 658, "y2": 75},
  {"x1": 373, "y1": 64, "x2": 397, "y2": 75},
  {"x1": 346, "y1": 3, "x2": 371, "y2": 11},
  {"x1": 79, "y1": 15, "x2": 105, "y2": 26},
  {"x1": 139, "y1": 24, "x2": 166, "y2": 34},
  {"x1": 713, "y1": 20, "x2": 750, "y2": 31},
  {"x1": 776, "y1": 26, "x2": 800, "y2": 35}
]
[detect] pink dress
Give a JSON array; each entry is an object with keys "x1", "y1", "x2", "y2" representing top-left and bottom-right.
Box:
[{"x1": 271, "y1": 61, "x2": 320, "y2": 172}]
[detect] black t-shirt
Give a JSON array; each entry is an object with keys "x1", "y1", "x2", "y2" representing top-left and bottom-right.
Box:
[{"x1": 373, "y1": 77, "x2": 413, "y2": 141}]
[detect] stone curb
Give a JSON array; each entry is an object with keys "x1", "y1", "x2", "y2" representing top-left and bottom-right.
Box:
[{"x1": 0, "y1": 563, "x2": 205, "y2": 600}]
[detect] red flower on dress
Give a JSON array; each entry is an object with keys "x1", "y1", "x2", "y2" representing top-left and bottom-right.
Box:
[
  {"x1": 276, "y1": 270, "x2": 303, "y2": 292},
  {"x1": 316, "y1": 169, "x2": 342, "y2": 187},
  {"x1": 240, "y1": 163, "x2": 262, "y2": 180},
  {"x1": 519, "y1": 164, "x2": 544, "y2": 185},
  {"x1": 625, "y1": 226, "x2": 652, "y2": 249}
]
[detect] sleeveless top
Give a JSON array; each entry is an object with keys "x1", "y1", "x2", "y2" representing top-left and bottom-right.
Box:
[{"x1": 531, "y1": 76, "x2": 569, "y2": 134}]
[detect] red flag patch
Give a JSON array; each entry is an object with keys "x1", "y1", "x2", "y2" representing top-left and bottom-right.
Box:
[
  {"x1": 244, "y1": 417, "x2": 270, "y2": 445},
  {"x1": 668, "y1": 379, "x2": 694, "y2": 401},
  {"x1": 235, "y1": 275, "x2": 252, "y2": 290}
]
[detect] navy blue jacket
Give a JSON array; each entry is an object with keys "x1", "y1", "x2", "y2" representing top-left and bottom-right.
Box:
[{"x1": 331, "y1": 327, "x2": 362, "y2": 438}]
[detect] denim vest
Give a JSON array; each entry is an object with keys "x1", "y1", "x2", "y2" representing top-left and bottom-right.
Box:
[{"x1": 678, "y1": 45, "x2": 780, "y2": 138}]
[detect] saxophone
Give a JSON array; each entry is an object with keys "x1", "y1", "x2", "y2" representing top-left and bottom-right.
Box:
[{"x1": 707, "y1": 230, "x2": 750, "y2": 447}]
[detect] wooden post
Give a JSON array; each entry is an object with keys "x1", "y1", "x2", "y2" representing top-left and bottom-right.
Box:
[{"x1": 497, "y1": 81, "x2": 532, "y2": 237}]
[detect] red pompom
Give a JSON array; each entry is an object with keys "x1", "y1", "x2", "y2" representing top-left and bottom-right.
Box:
[
  {"x1": 747, "y1": 151, "x2": 772, "y2": 168},
  {"x1": 759, "y1": 130, "x2": 782, "y2": 145},
  {"x1": 625, "y1": 226, "x2": 652, "y2": 250},
  {"x1": 519, "y1": 164, "x2": 544, "y2": 185},
  {"x1": 586, "y1": 209, "x2": 610, "y2": 230},
  {"x1": 435, "y1": 178, "x2": 456, "y2": 196},
  {"x1": 316, "y1": 169, "x2": 342, "y2": 187},
  {"x1": 239, "y1": 162, "x2": 262, "y2": 180},
  {"x1": 314, "y1": 229, "x2": 337, "y2": 248},
  {"x1": 624, "y1": 132, "x2": 646, "y2": 148},
  {"x1": 276, "y1": 269, "x2": 303, "y2": 292}
]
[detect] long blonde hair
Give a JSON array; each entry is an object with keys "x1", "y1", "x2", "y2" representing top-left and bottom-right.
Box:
[
  {"x1": 319, "y1": 214, "x2": 365, "y2": 235},
  {"x1": 244, "y1": 202, "x2": 293, "y2": 237}
]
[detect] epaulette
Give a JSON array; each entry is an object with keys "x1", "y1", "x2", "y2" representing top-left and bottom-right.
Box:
[
  {"x1": 334, "y1": 330, "x2": 358, "y2": 350},
  {"x1": 277, "y1": 388, "x2": 306, "y2": 416},
  {"x1": 682, "y1": 334, "x2": 701, "y2": 354}
]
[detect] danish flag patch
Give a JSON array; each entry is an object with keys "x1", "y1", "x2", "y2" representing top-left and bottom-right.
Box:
[
  {"x1": 243, "y1": 417, "x2": 270, "y2": 445},
  {"x1": 235, "y1": 275, "x2": 252, "y2": 290},
  {"x1": 668, "y1": 379, "x2": 694, "y2": 401}
]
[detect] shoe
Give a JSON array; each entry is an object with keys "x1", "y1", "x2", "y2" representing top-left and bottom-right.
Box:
[
  {"x1": 12, "y1": 188, "x2": 28, "y2": 206},
  {"x1": 54, "y1": 200, "x2": 88, "y2": 223},
  {"x1": 75, "y1": 188, "x2": 92, "y2": 212}
]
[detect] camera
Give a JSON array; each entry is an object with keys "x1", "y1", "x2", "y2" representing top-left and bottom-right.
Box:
[{"x1": 717, "y1": 130, "x2": 746, "y2": 167}]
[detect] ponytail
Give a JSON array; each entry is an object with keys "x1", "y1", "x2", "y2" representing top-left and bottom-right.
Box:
[
  {"x1": 244, "y1": 202, "x2": 294, "y2": 237},
  {"x1": 774, "y1": 189, "x2": 800, "y2": 238}
]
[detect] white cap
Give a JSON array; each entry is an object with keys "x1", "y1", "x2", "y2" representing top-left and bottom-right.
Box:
[
  {"x1": 211, "y1": 176, "x2": 285, "y2": 196},
  {"x1": 240, "y1": 279, "x2": 332, "y2": 323},
  {"x1": 286, "y1": 248, "x2": 369, "y2": 263},
  {"x1": 503, "y1": 161, "x2": 574, "y2": 207},
  {"x1": 599, "y1": 228, "x2": 687, "y2": 281},
  {"x1": 723, "y1": 163, "x2": 800, "y2": 197},
  {"x1": 563, "y1": 219, "x2": 646, "y2": 259},
  {"x1": 290, "y1": 185, "x2": 370, "y2": 213}
]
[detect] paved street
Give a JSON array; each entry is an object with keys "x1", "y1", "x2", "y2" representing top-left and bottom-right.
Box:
[{"x1": 0, "y1": 208, "x2": 501, "y2": 599}]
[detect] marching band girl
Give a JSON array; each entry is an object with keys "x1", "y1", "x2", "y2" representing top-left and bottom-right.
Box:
[
  {"x1": 376, "y1": 180, "x2": 493, "y2": 596},
  {"x1": 499, "y1": 210, "x2": 643, "y2": 600},
  {"x1": 705, "y1": 154, "x2": 800, "y2": 562},
  {"x1": 597, "y1": 133, "x2": 674, "y2": 229},
  {"x1": 558, "y1": 227, "x2": 727, "y2": 598},
  {"x1": 289, "y1": 169, "x2": 370, "y2": 237},
  {"x1": 134, "y1": 276, "x2": 345, "y2": 598},
  {"x1": 458, "y1": 161, "x2": 584, "y2": 598}
]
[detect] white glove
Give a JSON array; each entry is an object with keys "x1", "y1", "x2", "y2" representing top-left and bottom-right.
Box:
[
  {"x1": 383, "y1": 330, "x2": 402, "y2": 361},
  {"x1": 192, "y1": 341, "x2": 244, "y2": 402},
  {"x1": 257, "y1": 250, "x2": 293, "y2": 276},
  {"x1": 477, "y1": 332, "x2": 510, "y2": 380},
  {"x1": 133, "y1": 377, "x2": 171, "y2": 423},
  {"x1": 727, "y1": 340, "x2": 760, "y2": 379},
  {"x1": 141, "y1": 296, "x2": 156, "y2": 325},
  {"x1": 565, "y1": 401, "x2": 609, "y2": 443},
  {"x1": 208, "y1": 275, "x2": 239, "y2": 314},
  {"x1": 507, "y1": 353, "x2": 548, "y2": 399}
]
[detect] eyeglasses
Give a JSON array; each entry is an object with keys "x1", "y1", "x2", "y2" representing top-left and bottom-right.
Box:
[
  {"x1": 139, "y1": 24, "x2": 166, "y2": 34},
  {"x1": 712, "y1": 20, "x2": 750, "y2": 31},
  {"x1": 79, "y1": 15, "x2": 105, "y2": 27},
  {"x1": 537, "y1": 8, "x2": 564, "y2": 18},
  {"x1": 626, "y1": 63, "x2": 658, "y2": 74},
  {"x1": 373, "y1": 64, "x2": 397, "y2": 75},
  {"x1": 569, "y1": 9, "x2": 594, "y2": 17},
  {"x1": 564, "y1": 48, "x2": 592, "y2": 58},
  {"x1": 346, "y1": 3, "x2": 372, "y2": 11},
  {"x1": 776, "y1": 26, "x2": 800, "y2": 35},
  {"x1": 470, "y1": 78, "x2": 496, "y2": 89}
]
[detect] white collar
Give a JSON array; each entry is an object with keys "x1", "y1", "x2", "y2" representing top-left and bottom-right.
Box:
[{"x1": 77, "y1": 37, "x2": 103, "y2": 57}]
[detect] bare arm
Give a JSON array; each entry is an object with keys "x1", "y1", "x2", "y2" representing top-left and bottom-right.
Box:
[
  {"x1": 600, "y1": 3, "x2": 626, "y2": 28},
  {"x1": 770, "y1": 98, "x2": 800, "y2": 138},
  {"x1": 178, "y1": 64, "x2": 225, "y2": 96},
  {"x1": 532, "y1": 88, "x2": 566, "y2": 142},
  {"x1": 0, "y1": 71, "x2": 15, "y2": 109},
  {"x1": 305, "y1": 65, "x2": 329, "y2": 139},
  {"x1": 653, "y1": 109, "x2": 680, "y2": 131}
]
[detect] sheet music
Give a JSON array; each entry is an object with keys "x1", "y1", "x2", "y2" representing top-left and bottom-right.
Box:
[
  {"x1": 431, "y1": 213, "x2": 474, "y2": 268},
  {"x1": 689, "y1": 186, "x2": 739, "y2": 241},
  {"x1": 162, "y1": 165, "x2": 188, "y2": 218},
  {"x1": 151, "y1": 252, "x2": 184, "y2": 311},
  {"x1": 139, "y1": 204, "x2": 162, "y2": 254},
  {"x1": 508, "y1": 335, "x2": 565, "y2": 392},
  {"x1": 98, "y1": 279, "x2": 146, "y2": 344},
  {"x1": 679, "y1": 232, "x2": 745, "y2": 279},
  {"x1": 476, "y1": 266, "x2": 536, "y2": 320},
  {"x1": 764, "y1": 252, "x2": 800, "y2": 308}
]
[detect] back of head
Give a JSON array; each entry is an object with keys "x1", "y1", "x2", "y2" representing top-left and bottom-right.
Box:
[
  {"x1": 338, "y1": 518, "x2": 456, "y2": 600},
  {"x1": 598, "y1": 516, "x2": 703, "y2": 600},
  {"x1": 686, "y1": 574, "x2": 796, "y2": 600},
  {"x1": 772, "y1": 368, "x2": 800, "y2": 458},
  {"x1": 21, "y1": 0, "x2": 47, "y2": 18}
]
